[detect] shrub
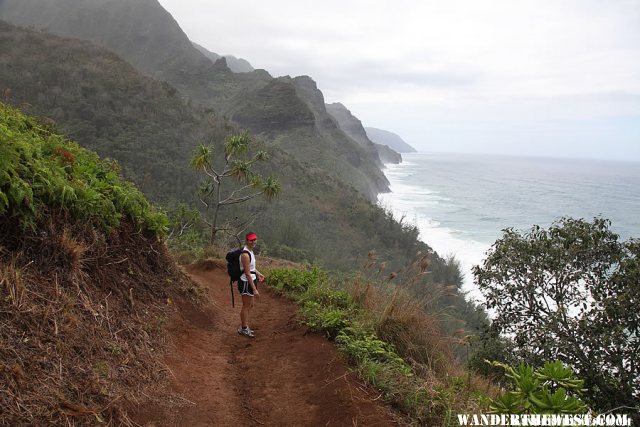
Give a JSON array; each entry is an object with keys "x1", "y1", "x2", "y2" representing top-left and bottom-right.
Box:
[
  {"x1": 267, "y1": 266, "x2": 489, "y2": 425},
  {"x1": 475, "y1": 217, "x2": 639, "y2": 416},
  {"x1": 487, "y1": 360, "x2": 588, "y2": 414},
  {"x1": 0, "y1": 102, "x2": 167, "y2": 235}
]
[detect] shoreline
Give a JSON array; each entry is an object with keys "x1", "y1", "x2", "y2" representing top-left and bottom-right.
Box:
[{"x1": 378, "y1": 156, "x2": 489, "y2": 305}]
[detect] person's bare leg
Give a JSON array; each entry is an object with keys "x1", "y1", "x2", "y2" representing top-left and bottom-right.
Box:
[{"x1": 240, "y1": 294, "x2": 253, "y2": 328}]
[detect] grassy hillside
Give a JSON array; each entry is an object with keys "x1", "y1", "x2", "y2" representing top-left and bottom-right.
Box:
[
  {"x1": 267, "y1": 266, "x2": 492, "y2": 425},
  {"x1": 0, "y1": 22, "x2": 488, "y2": 347},
  {"x1": 0, "y1": 102, "x2": 193, "y2": 425}
]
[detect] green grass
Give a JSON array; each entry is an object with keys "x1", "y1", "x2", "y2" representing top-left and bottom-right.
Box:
[{"x1": 267, "y1": 266, "x2": 490, "y2": 425}]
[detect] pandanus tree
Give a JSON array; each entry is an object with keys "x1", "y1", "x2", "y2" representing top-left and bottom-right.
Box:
[{"x1": 191, "y1": 132, "x2": 280, "y2": 243}]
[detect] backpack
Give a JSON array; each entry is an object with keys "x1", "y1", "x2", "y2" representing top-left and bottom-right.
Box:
[{"x1": 225, "y1": 248, "x2": 252, "y2": 282}]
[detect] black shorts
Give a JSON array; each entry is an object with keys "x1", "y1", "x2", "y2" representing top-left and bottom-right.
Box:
[{"x1": 238, "y1": 279, "x2": 258, "y2": 296}]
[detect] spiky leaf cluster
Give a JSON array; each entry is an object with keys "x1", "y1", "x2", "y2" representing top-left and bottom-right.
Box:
[{"x1": 191, "y1": 131, "x2": 280, "y2": 241}]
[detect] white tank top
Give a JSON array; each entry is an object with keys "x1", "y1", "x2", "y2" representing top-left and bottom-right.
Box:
[{"x1": 239, "y1": 246, "x2": 256, "y2": 282}]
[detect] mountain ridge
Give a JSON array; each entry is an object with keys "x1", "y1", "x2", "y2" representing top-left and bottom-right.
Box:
[
  {"x1": 365, "y1": 126, "x2": 417, "y2": 153},
  {"x1": 0, "y1": 20, "x2": 433, "y2": 273},
  {"x1": 192, "y1": 41, "x2": 255, "y2": 73},
  {"x1": 0, "y1": 0, "x2": 388, "y2": 199},
  {"x1": 326, "y1": 102, "x2": 401, "y2": 165}
]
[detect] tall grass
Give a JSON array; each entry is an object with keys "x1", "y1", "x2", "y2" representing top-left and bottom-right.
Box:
[{"x1": 267, "y1": 255, "x2": 495, "y2": 425}]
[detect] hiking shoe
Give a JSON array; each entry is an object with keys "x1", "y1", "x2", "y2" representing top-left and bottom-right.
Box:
[{"x1": 238, "y1": 327, "x2": 254, "y2": 338}]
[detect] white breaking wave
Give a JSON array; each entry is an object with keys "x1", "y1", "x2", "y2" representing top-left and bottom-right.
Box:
[
  {"x1": 379, "y1": 151, "x2": 640, "y2": 306},
  {"x1": 378, "y1": 185, "x2": 488, "y2": 305}
]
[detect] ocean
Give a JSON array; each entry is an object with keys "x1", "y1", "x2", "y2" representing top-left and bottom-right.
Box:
[{"x1": 378, "y1": 152, "x2": 640, "y2": 303}]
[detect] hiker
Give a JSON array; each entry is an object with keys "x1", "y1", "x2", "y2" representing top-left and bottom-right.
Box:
[{"x1": 238, "y1": 232, "x2": 264, "y2": 337}]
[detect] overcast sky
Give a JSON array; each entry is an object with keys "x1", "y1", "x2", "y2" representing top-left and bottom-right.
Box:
[{"x1": 158, "y1": 0, "x2": 640, "y2": 161}]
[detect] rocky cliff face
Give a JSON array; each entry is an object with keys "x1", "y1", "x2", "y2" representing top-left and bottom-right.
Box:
[
  {"x1": 290, "y1": 77, "x2": 389, "y2": 196},
  {"x1": 231, "y1": 79, "x2": 315, "y2": 134},
  {"x1": 325, "y1": 102, "x2": 373, "y2": 147}
]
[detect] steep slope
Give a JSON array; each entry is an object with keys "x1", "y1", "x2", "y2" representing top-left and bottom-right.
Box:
[
  {"x1": 0, "y1": 102, "x2": 194, "y2": 425},
  {"x1": 0, "y1": 20, "x2": 228, "y2": 203},
  {"x1": 0, "y1": 22, "x2": 429, "y2": 274},
  {"x1": 0, "y1": 0, "x2": 212, "y2": 82},
  {"x1": 0, "y1": 0, "x2": 387, "y2": 199},
  {"x1": 326, "y1": 102, "x2": 380, "y2": 150},
  {"x1": 375, "y1": 143, "x2": 403, "y2": 164},
  {"x1": 326, "y1": 101, "x2": 401, "y2": 165},
  {"x1": 290, "y1": 78, "x2": 389, "y2": 195},
  {"x1": 365, "y1": 126, "x2": 417, "y2": 153},
  {"x1": 229, "y1": 76, "x2": 390, "y2": 198},
  {"x1": 192, "y1": 41, "x2": 255, "y2": 73}
]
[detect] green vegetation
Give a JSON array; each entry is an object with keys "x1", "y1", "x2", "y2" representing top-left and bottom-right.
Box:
[
  {"x1": 474, "y1": 217, "x2": 639, "y2": 419},
  {"x1": 0, "y1": 102, "x2": 167, "y2": 234},
  {"x1": 0, "y1": 99, "x2": 190, "y2": 426},
  {"x1": 191, "y1": 131, "x2": 280, "y2": 243},
  {"x1": 0, "y1": 20, "x2": 229, "y2": 204},
  {"x1": 268, "y1": 266, "x2": 489, "y2": 425},
  {"x1": 487, "y1": 360, "x2": 588, "y2": 414},
  {"x1": 0, "y1": 21, "x2": 489, "y2": 353}
]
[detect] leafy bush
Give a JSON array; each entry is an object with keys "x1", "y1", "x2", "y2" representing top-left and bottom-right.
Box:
[
  {"x1": 487, "y1": 360, "x2": 588, "y2": 414},
  {"x1": 267, "y1": 267, "x2": 487, "y2": 425},
  {"x1": 336, "y1": 326, "x2": 412, "y2": 376},
  {"x1": 301, "y1": 301, "x2": 348, "y2": 337},
  {"x1": 0, "y1": 103, "x2": 167, "y2": 235},
  {"x1": 268, "y1": 267, "x2": 326, "y2": 293},
  {"x1": 475, "y1": 217, "x2": 639, "y2": 416}
]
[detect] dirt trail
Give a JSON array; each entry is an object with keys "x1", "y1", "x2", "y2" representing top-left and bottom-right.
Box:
[{"x1": 133, "y1": 261, "x2": 402, "y2": 426}]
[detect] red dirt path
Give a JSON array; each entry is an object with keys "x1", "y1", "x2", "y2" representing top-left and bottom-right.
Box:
[{"x1": 133, "y1": 261, "x2": 404, "y2": 426}]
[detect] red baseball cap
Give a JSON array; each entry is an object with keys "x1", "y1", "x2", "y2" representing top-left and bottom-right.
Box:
[{"x1": 246, "y1": 233, "x2": 257, "y2": 241}]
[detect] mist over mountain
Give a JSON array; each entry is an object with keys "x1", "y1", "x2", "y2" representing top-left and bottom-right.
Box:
[
  {"x1": 326, "y1": 102, "x2": 401, "y2": 164},
  {"x1": 0, "y1": 0, "x2": 388, "y2": 199},
  {"x1": 365, "y1": 127, "x2": 417, "y2": 153},
  {"x1": 192, "y1": 41, "x2": 254, "y2": 73},
  {"x1": 0, "y1": 0, "x2": 212, "y2": 82}
]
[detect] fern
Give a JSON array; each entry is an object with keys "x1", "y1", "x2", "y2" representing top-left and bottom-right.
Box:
[{"x1": 0, "y1": 102, "x2": 167, "y2": 235}]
